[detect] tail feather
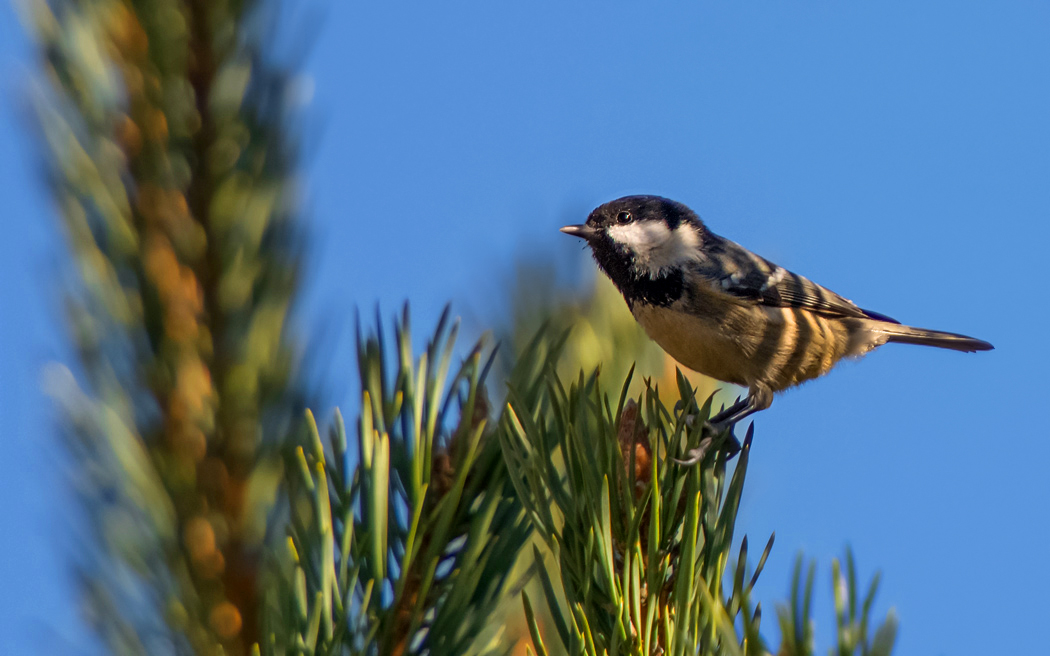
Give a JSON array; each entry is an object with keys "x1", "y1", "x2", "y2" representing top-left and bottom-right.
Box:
[{"x1": 874, "y1": 324, "x2": 994, "y2": 353}]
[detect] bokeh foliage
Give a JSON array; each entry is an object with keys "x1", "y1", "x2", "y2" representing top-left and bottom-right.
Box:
[
  {"x1": 503, "y1": 263, "x2": 718, "y2": 403},
  {"x1": 778, "y1": 551, "x2": 897, "y2": 656},
  {"x1": 29, "y1": 0, "x2": 303, "y2": 652}
]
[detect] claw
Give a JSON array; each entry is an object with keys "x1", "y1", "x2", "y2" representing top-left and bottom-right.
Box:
[{"x1": 673, "y1": 436, "x2": 713, "y2": 465}]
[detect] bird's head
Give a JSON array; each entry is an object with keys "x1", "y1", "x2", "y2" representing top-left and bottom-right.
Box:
[{"x1": 561, "y1": 195, "x2": 706, "y2": 284}]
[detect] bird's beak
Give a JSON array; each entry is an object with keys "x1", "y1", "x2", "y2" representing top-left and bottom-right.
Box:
[{"x1": 560, "y1": 224, "x2": 597, "y2": 240}]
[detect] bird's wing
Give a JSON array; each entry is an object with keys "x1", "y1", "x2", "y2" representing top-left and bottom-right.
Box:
[{"x1": 692, "y1": 237, "x2": 897, "y2": 322}]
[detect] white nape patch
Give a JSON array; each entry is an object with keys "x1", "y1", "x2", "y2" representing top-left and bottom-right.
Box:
[{"x1": 607, "y1": 220, "x2": 703, "y2": 277}]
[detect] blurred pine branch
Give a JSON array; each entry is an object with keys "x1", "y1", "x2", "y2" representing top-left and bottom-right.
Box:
[
  {"x1": 777, "y1": 551, "x2": 897, "y2": 656},
  {"x1": 28, "y1": 0, "x2": 305, "y2": 653}
]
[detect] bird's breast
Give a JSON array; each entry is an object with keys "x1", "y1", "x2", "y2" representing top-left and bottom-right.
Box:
[{"x1": 631, "y1": 301, "x2": 754, "y2": 387}]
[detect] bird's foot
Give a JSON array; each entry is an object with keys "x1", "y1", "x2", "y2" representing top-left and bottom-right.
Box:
[{"x1": 673, "y1": 420, "x2": 741, "y2": 465}]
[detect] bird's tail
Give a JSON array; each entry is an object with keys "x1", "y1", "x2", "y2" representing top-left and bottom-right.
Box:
[{"x1": 872, "y1": 323, "x2": 994, "y2": 353}]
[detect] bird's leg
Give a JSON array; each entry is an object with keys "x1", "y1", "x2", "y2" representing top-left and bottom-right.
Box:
[
  {"x1": 675, "y1": 386, "x2": 773, "y2": 465},
  {"x1": 678, "y1": 395, "x2": 739, "y2": 429},
  {"x1": 708, "y1": 397, "x2": 749, "y2": 425},
  {"x1": 709, "y1": 386, "x2": 773, "y2": 433}
]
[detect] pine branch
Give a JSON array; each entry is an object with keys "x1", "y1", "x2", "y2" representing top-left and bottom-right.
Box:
[
  {"x1": 267, "y1": 307, "x2": 537, "y2": 655},
  {"x1": 499, "y1": 350, "x2": 770, "y2": 656},
  {"x1": 29, "y1": 1, "x2": 305, "y2": 653}
]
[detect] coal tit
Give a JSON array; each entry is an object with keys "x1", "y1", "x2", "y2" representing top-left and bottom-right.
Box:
[{"x1": 561, "y1": 195, "x2": 992, "y2": 439}]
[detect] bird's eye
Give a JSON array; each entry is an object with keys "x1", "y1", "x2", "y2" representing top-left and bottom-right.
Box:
[{"x1": 615, "y1": 210, "x2": 631, "y2": 224}]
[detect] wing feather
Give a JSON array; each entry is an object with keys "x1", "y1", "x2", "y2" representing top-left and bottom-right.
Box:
[{"x1": 694, "y1": 237, "x2": 894, "y2": 322}]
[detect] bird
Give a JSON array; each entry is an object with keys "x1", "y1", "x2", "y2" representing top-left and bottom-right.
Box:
[{"x1": 561, "y1": 195, "x2": 992, "y2": 452}]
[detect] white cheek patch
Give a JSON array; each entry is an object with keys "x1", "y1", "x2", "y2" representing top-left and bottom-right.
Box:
[
  {"x1": 607, "y1": 220, "x2": 671, "y2": 252},
  {"x1": 607, "y1": 220, "x2": 703, "y2": 277}
]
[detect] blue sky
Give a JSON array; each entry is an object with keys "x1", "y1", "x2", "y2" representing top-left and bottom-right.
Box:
[{"x1": 2, "y1": 1, "x2": 1048, "y2": 653}]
